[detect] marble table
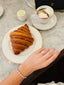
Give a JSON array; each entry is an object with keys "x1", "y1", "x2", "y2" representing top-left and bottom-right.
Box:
[{"x1": 0, "y1": 0, "x2": 64, "y2": 82}]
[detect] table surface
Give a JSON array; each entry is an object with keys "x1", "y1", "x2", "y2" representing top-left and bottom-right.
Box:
[{"x1": 0, "y1": 0, "x2": 64, "y2": 82}]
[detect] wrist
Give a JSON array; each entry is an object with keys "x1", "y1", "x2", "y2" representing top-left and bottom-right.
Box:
[{"x1": 18, "y1": 63, "x2": 32, "y2": 77}]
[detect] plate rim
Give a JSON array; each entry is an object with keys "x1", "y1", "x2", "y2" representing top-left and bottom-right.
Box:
[
  {"x1": 31, "y1": 14, "x2": 57, "y2": 30},
  {"x1": 0, "y1": 6, "x2": 4, "y2": 17},
  {"x1": 2, "y1": 24, "x2": 43, "y2": 64}
]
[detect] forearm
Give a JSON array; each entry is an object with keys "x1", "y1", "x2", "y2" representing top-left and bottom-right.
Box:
[
  {"x1": 0, "y1": 70, "x2": 24, "y2": 85},
  {"x1": 0, "y1": 64, "x2": 31, "y2": 85}
]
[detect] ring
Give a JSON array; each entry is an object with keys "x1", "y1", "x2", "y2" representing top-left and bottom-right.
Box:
[{"x1": 41, "y1": 51, "x2": 44, "y2": 54}]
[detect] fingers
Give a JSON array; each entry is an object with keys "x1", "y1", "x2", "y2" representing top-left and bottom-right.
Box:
[
  {"x1": 42, "y1": 48, "x2": 55, "y2": 60},
  {"x1": 39, "y1": 48, "x2": 50, "y2": 57},
  {"x1": 34, "y1": 48, "x2": 45, "y2": 54},
  {"x1": 44, "y1": 50, "x2": 60, "y2": 67}
]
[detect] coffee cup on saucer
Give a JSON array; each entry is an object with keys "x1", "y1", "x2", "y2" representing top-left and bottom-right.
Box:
[{"x1": 35, "y1": 5, "x2": 54, "y2": 24}]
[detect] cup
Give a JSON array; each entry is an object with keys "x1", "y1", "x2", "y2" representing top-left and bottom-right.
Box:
[
  {"x1": 17, "y1": 10, "x2": 27, "y2": 21},
  {"x1": 35, "y1": 5, "x2": 54, "y2": 24}
]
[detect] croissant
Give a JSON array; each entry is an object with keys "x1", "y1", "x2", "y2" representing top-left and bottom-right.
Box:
[{"x1": 10, "y1": 24, "x2": 34, "y2": 55}]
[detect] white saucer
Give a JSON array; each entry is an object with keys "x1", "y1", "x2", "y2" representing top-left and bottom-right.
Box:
[
  {"x1": 31, "y1": 14, "x2": 57, "y2": 30},
  {"x1": 2, "y1": 25, "x2": 43, "y2": 64},
  {"x1": 0, "y1": 6, "x2": 4, "y2": 17}
]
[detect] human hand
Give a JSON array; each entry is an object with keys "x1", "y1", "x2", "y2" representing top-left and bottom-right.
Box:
[{"x1": 18, "y1": 48, "x2": 60, "y2": 77}]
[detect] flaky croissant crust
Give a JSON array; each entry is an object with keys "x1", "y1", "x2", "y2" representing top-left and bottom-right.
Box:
[{"x1": 10, "y1": 24, "x2": 34, "y2": 55}]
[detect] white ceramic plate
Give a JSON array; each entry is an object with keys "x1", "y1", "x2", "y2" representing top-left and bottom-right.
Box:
[
  {"x1": 2, "y1": 25, "x2": 43, "y2": 64},
  {"x1": 31, "y1": 14, "x2": 57, "y2": 30},
  {"x1": 0, "y1": 6, "x2": 4, "y2": 17}
]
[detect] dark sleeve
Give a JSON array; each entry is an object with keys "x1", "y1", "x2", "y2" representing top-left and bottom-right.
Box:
[{"x1": 35, "y1": 0, "x2": 64, "y2": 10}]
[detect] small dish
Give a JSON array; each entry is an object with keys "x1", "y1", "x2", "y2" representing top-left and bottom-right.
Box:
[
  {"x1": 17, "y1": 10, "x2": 27, "y2": 21},
  {"x1": 31, "y1": 14, "x2": 57, "y2": 30}
]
